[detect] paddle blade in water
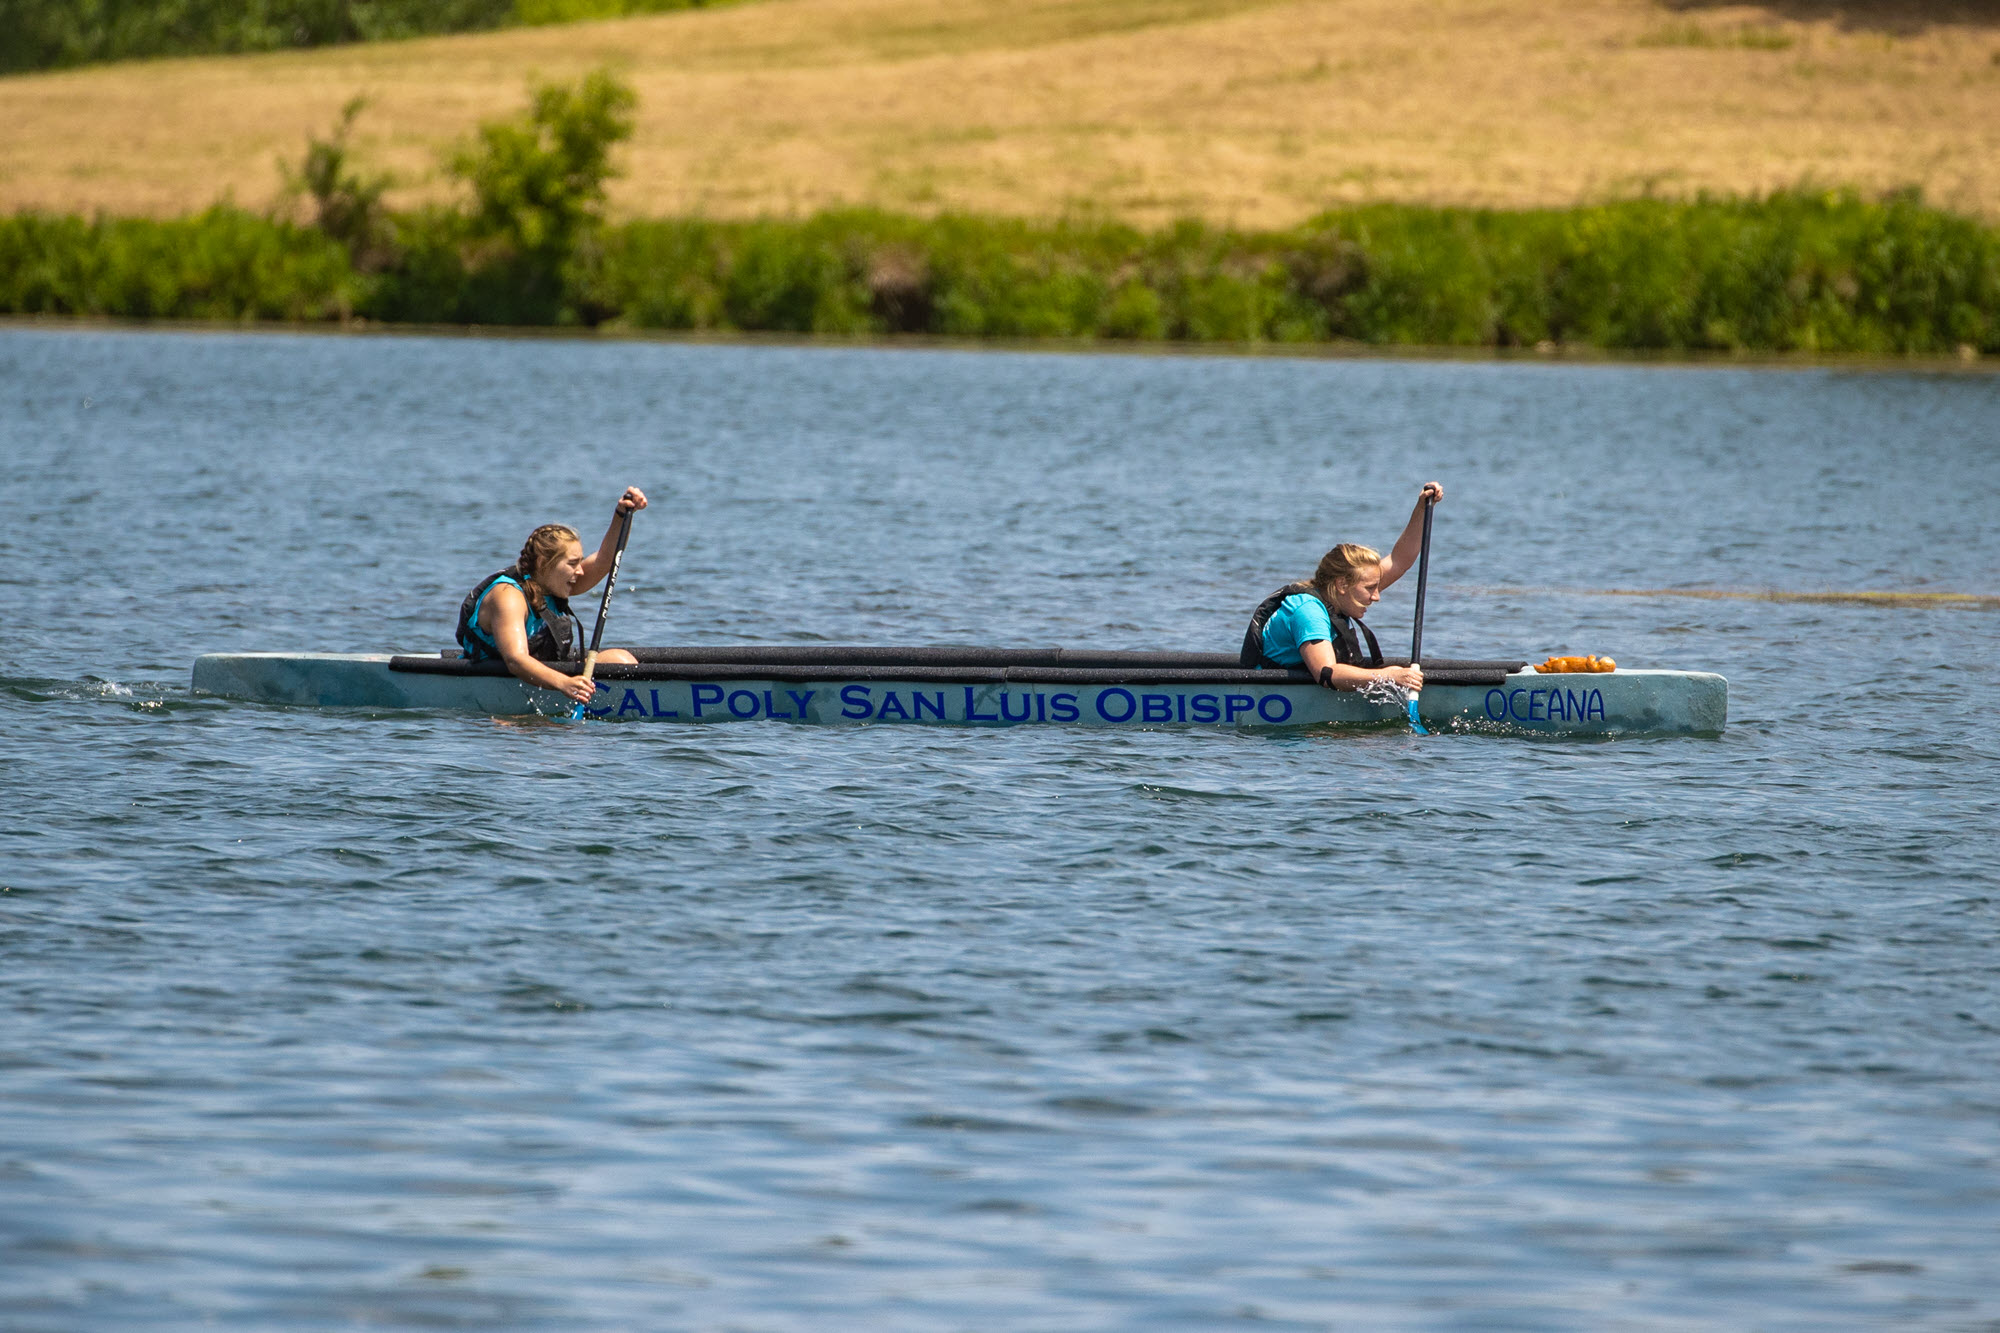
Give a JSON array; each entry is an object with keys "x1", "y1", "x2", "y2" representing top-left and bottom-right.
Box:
[{"x1": 1407, "y1": 696, "x2": 1429, "y2": 736}]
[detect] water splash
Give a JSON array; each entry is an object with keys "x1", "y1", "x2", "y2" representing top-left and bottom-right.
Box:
[
  {"x1": 1357, "y1": 677, "x2": 1414, "y2": 709},
  {"x1": 2, "y1": 675, "x2": 196, "y2": 713},
  {"x1": 1354, "y1": 677, "x2": 1428, "y2": 733}
]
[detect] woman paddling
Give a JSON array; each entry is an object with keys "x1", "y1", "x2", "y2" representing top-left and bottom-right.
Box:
[
  {"x1": 1240, "y1": 482, "x2": 1443, "y2": 692},
  {"x1": 456, "y1": 487, "x2": 649, "y2": 705}
]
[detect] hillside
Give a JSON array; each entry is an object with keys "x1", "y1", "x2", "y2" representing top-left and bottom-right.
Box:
[{"x1": 3, "y1": 0, "x2": 1999, "y2": 225}]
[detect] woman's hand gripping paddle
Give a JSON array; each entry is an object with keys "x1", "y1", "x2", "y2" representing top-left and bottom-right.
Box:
[
  {"x1": 571, "y1": 508, "x2": 635, "y2": 721},
  {"x1": 1406, "y1": 493, "x2": 1435, "y2": 736}
]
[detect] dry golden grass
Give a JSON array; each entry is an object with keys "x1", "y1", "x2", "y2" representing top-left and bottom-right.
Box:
[{"x1": 4, "y1": 0, "x2": 1999, "y2": 225}]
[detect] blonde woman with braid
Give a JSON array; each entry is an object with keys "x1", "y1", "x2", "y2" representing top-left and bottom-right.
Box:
[
  {"x1": 456, "y1": 487, "x2": 649, "y2": 705},
  {"x1": 1240, "y1": 482, "x2": 1443, "y2": 692}
]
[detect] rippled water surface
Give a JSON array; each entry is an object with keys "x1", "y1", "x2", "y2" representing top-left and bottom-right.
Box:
[{"x1": 5, "y1": 327, "x2": 1999, "y2": 1330}]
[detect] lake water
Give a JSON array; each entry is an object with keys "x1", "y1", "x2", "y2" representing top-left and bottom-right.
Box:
[{"x1": 3, "y1": 326, "x2": 1998, "y2": 1330}]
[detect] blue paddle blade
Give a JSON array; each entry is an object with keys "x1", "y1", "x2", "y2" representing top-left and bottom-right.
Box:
[{"x1": 1406, "y1": 696, "x2": 1429, "y2": 736}]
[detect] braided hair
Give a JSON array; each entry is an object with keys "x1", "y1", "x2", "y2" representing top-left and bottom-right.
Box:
[{"x1": 515, "y1": 524, "x2": 580, "y2": 617}]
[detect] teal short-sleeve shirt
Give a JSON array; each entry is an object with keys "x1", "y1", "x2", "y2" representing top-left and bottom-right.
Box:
[{"x1": 1260, "y1": 593, "x2": 1333, "y2": 667}]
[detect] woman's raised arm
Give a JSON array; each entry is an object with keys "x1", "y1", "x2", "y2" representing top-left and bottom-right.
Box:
[
  {"x1": 576, "y1": 486, "x2": 648, "y2": 592},
  {"x1": 1379, "y1": 481, "x2": 1443, "y2": 588}
]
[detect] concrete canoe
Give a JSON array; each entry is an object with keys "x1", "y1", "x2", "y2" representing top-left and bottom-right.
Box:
[{"x1": 190, "y1": 652, "x2": 1726, "y2": 736}]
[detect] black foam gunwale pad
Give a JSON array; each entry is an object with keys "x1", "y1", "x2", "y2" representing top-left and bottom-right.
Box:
[
  {"x1": 625, "y1": 645, "x2": 1249, "y2": 669},
  {"x1": 388, "y1": 651, "x2": 1523, "y2": 688},
  {"x1": 460, "y1": 644, "x2": 1526, "y2": 672}
]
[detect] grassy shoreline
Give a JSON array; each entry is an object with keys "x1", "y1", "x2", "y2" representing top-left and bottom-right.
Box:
[
  {"x1": 4, "y1": 194, "x2": 1996, "y2": 356},
  {"x1": 11, "y1": 314, "x2": 1995, "y2": 378}
]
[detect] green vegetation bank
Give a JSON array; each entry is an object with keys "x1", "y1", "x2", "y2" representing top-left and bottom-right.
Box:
[
  {"x1": 2, "y1": 73, "x2": 1994, "y2": 355},
  {"x1": 0, "y1": 0, "x2": 722, "y2": 74}
]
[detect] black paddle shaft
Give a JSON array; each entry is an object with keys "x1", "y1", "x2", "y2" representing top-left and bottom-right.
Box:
[
  {"x1": 1410, "y1": 496, "x2": 1435, "y2": 665},
  {"x1": 588, "y1": 509, "x2": 634, "y2": 656}
]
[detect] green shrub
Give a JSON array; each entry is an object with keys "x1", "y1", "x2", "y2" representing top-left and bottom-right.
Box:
[
  {"x1": 581, "y1": 219, "x2": 725, "y2": 327},
  {"x1": 358, "y1": 208, "x2": 471, "y2": 324},
  {"x1": 1, "y1": 0, "x2": 514, "y2": 74},
  {"x1": 281, "y1": 96, "x2": 395, "y2": 272},
  {"x1": 5, "y1": 189, "x2": 1995, "y2": 355},
  {"x1": 0, "y1": 0, "x2": 730, "y2": 74},
  {"x1": 418, "y1": 68, "x2": 636, "y2": 324},
  {"x1": 591, "y1": 193, "x2": 2000, "y2": 351},
  {"x1": 0, "y1": 208, "x2": 355, "y2": 320},
  {"x1": 513, "y1": 0, "x2": 720, "y2": 22}
]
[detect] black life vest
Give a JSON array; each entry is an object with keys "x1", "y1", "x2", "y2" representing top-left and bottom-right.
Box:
[
  {"x1": 1239, "y1": 581, "x2": 1384, "y2": 671},
  {"x1": 456, "y1": 569, "x2": 582, "y2": 663}
]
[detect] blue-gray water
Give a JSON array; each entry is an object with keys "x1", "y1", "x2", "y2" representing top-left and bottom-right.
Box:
[{"x1": 4, "y1": 326, "x2": 1999, "y2": 1330}]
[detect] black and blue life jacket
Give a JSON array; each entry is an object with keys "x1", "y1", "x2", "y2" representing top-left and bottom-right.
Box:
[
  {"x1": 456, "y1": 569, "x2": 582, "y2": 663},
  {"x1": 1239, "y1": 581, "x2": 1384, "y2": 671}
]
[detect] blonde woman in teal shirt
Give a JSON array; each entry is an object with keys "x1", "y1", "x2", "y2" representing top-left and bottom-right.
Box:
[{"x1": 1239, "y1": 482, "x2": 1442, "y2": 692}]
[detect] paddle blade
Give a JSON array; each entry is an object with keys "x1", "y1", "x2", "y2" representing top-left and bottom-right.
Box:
[{"x1": 1406, "y1": 696, "x2": 1429, "y2": 736}]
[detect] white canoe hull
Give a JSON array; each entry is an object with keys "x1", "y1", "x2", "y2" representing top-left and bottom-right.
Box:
[{"x1": 191, "y1": 654, "x2": 1727, "y2": 736}]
